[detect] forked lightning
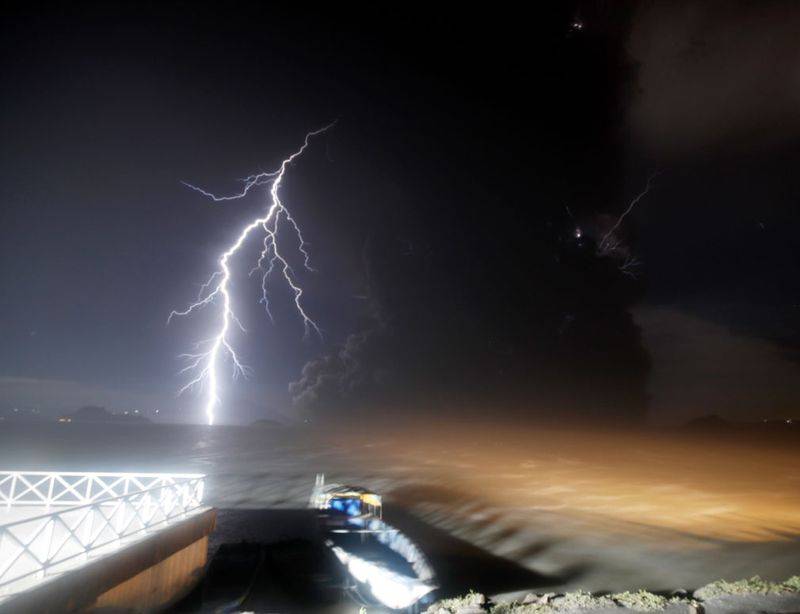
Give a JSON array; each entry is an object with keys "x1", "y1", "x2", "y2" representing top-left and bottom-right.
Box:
[{"x1": 169, "y1": 122, "x2": 335, "y2": 425}]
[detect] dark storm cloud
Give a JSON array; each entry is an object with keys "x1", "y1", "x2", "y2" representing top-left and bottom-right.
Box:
[
  {"x1": 636, "y1": 307, "x2": 800, "y2": 423},
  {"x1": 1, "y1": 4, "x2": 654, "y2": 423},
  {"x1": 289, "y1": 234, "x2": 397, "y2": 415},
  {"x1": 629, "y1": 1, "x2": 800, "y2": 154},
  {"x1": 291, "y1": 212, "x2": 650, "y2": 421},
  {"x1": 290, "y1": 330, "x2": 388, "y2": 411}
]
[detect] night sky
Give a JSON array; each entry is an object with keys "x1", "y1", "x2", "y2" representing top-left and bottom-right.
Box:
[{"x1": 2, "y1": 2, "x2": 800, "y2": 425}]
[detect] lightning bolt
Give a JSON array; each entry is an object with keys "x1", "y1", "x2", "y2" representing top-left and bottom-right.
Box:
[
  {"x1": 169, "y1": 122, "x2": 335, "y2": 425},
  {"x1": 598, "y1": 172, "x2": 658, "y2": 255}
]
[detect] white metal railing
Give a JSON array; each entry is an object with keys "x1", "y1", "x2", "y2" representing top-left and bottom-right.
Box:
[
  {"x1": 0, "y1": 471, "x2": 204, "y2": 507},
  {"x1": 0, "y1": 471, "x2": 206, "y2": 598}
]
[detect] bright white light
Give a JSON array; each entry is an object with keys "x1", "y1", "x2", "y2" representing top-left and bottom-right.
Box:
[
  {"x1": 169, "y1": 123, "x2": 335, "y2": 425},
  {"x1": 331, "y1": 546, "x2": 436, "y2": 610}
]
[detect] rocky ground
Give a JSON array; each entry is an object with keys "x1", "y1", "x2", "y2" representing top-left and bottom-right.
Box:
[{"x1": 427, "y1": 576, "x2": 800, "y2": 613}]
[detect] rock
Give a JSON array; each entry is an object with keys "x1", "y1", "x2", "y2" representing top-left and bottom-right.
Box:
[
  {"x1": 426, "y1": 591, "x2": 487, "y2": 613},
  {"x1": 522, "y1": 592, "x2": 555, "y2": 605}
]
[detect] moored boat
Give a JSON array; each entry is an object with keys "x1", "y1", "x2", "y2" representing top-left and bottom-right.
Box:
[{"x1": 309, "y1": 474, "x2": 437, "y2": 611}]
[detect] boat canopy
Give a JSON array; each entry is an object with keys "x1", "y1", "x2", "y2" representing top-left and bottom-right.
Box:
[{"x1": 310, "y1": 476, "x2": 383, "y2": 518}]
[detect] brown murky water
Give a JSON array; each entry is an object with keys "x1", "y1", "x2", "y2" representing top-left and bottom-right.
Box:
[{"x1": 1, "y1": 421, "x2": 798, "y2": 595}]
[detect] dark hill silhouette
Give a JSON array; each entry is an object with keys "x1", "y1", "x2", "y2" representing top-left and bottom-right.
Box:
[{"x1": 68, "y1": 406, "x2": 150, "y2": 424}]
